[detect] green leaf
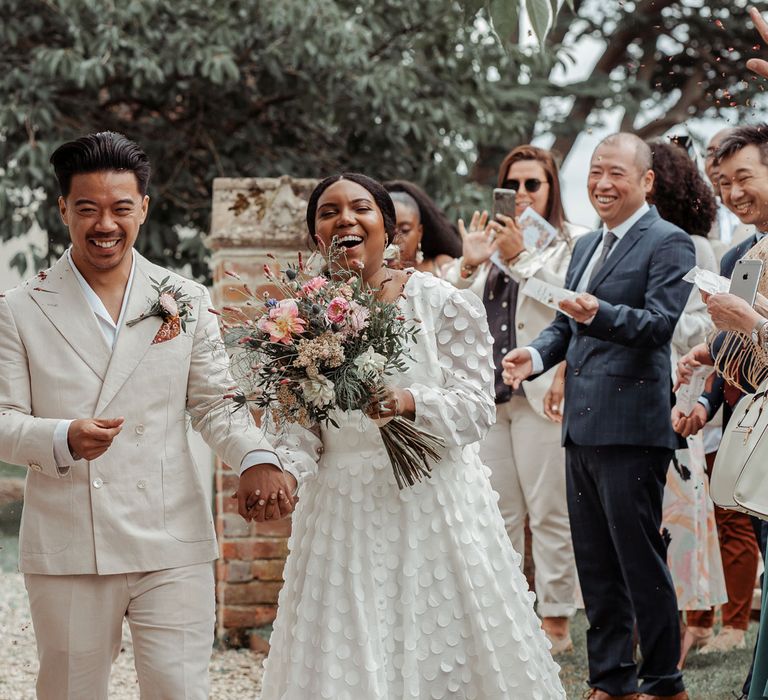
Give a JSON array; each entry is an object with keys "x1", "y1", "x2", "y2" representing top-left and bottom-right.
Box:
[
  {"x1": 525, "y1": 0, "x2": 551, "y2": 45},
  {"x1": 488, "y1": 0, "x2": 520, "y2": 44}
]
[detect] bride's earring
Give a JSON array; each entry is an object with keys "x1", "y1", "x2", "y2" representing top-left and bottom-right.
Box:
[{"x1": 415, "y1": 242, "x2": 424, "y2": 265}]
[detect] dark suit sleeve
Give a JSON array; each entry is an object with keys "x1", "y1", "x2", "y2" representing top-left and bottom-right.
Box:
[
  {"x1": 700, "y1": 374, "x2": 725, "y2": 420},
  {"x1": 582, "y1": 231, "x2": 695, "y2": 349},
  {"x1": 528, "y1": 236, "x2": 595, "y2": 373},
  {"x1": 530, "y1": 311, "x2": 572, "y2": 374}
]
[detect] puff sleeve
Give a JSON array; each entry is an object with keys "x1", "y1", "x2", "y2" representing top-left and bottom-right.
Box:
[{"x1": 407, "y1": 287, "x2": 496, "y2": 447}]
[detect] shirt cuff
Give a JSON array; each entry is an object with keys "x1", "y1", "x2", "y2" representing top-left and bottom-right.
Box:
[
  {"x1": 53, "y1": 419, "x2": 79, "y2": 468},
  {"x1": 239, "y1": 450, "x2": 282, "y2": 476},
  {"x1": 523, "y1": 346, "x2": 544, "y2": 375},
  {"x1": 697, "y1": 397, "x2": 711, "y2": 414}
]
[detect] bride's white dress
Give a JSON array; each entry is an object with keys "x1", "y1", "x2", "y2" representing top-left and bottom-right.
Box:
[{"x1": 260, "y1": 272, "x2": 565, "y2": 700}]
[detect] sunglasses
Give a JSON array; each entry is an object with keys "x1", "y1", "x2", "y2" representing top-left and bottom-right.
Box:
[{"x1": 502, "y1": 178, "x2": 546, "y2": 193}]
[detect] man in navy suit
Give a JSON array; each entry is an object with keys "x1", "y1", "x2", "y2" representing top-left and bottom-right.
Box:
[{"x1": 503, "y1": 133, "x2": 694, "y2": 700}]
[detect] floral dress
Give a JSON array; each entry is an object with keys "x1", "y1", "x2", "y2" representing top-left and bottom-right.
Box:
[{"x1": 259, "y1": 272, "x2": 565, "y2": 700}]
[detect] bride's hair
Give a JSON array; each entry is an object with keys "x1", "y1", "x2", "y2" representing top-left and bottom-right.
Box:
[{"x1": 306, "y1": 173, "x2": 397, "y2": 245}]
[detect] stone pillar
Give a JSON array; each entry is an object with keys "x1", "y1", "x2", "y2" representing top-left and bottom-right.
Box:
[{"x1": 206, "y1": 175, "x2": 317, "y2": 650}]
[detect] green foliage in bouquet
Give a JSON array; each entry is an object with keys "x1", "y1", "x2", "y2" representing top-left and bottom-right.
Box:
[{"x1": 224, "y1": 253, "x2": 444, "y2": 489}]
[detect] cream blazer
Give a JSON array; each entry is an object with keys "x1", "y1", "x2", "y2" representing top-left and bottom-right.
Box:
[
  {"x1": 445, "y1": 222, "x2": 587, "y2": 420},
  {"x1": 0, "y1": 252, "x2": 270, "y2": 575}
]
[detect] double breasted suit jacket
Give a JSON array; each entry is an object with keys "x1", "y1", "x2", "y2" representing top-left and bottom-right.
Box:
[
  {"x1": 0, "y1": 251, "x2": 270, "y2": 575},
  {"x1": 530, "y1": 206, "x2": 696, "y2": 450}
]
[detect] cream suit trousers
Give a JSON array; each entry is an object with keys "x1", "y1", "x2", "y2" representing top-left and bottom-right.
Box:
[
  {"x1": 25, "y1": 562, "x2": 215, "y2": 700},
  {"x1": 481, "y1": 395, "x2": 577, "y2": 618}
]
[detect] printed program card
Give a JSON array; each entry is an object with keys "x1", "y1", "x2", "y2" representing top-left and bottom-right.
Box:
[
  {"x1": 675, "y1": 365, "x2": 712, "y2": 415},
  {"x1": 521, "y1": 277, "x2": 578, "y2": 317},
  {"x1": 519, "y1": 207, "x2": 558, "y2": 252},
  {"x1": 683, "y1": 266, "x2": 731, "y2": 295}
]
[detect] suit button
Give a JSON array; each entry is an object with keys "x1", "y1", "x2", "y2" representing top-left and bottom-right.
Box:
[
  {"x1": 501, "y1": 347, "x2": 508, "y2": 354},
  {"x1": 29, "y1": 463, "x2": 42, "y2": 472},
  {"x1": 500, "y1": 324, "x2": 508, "y2": 332},
  {"x1": 135, "y1": 424, "x2": 145, "y2": 435},
  {"x1": 501, "y1": 301, "x2": 509, "y2": 308},
  {"x1": 137, "y1": 480, "x2": 147, "y2": 489},
  {"x1": 92, "y1": 478, "x2": 103, "y2": 489},
  {"x1": 573, "y1": 369, "x2": 580, "y2": 376},
  {"x1": 517, "y1": 322, "x2": 525, "y2": 330}
]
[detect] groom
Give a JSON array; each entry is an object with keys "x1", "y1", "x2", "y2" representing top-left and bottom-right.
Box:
[{"x1": 0, "y1": 131, "x2": 294, "y2": 699}]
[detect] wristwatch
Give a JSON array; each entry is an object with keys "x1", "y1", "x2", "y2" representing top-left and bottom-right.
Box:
[{"x1": 750, "y1": 318, "x2": 768, "y2": 346}]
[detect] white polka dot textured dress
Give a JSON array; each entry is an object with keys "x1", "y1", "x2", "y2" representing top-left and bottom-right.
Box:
[{"x1": 260, "y1": 272, "x2": 565, "y2": 700}]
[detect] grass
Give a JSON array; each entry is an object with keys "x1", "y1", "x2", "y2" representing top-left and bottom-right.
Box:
[{"x1": 559, "y1": 611, "x2": 757, "y2": 699}]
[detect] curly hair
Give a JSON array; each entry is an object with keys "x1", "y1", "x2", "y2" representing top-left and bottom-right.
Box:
[
  {"x1": 383, "y1": 180, "x2": 462, "y2": 259},
  {"x1": 648, "y1": 141, "x2": 717, "y2": 238}
]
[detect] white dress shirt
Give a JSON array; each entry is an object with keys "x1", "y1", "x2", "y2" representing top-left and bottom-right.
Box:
[
  {"x1": 53, "y1": 249, "x2": 278, "y2": 475},
  {"x1": 525, "y1": 203, "x2": 651, "y2": 374}
]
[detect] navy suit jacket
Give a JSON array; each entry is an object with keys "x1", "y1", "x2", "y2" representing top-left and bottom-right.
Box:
[
  {"x1": 530, "y1": 206, "x2": 696, "y2": 450},
  {"x1": 700, "y1": 232, "x2": 761, "y2": 420}
]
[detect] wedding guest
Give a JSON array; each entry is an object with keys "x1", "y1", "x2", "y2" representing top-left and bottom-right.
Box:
[
  {"x1": 647, "y1": 140, "x2": 727, "y2": 666},
  {"x1": 705, "y1": 128, "x2": 755, "y2": 262},
  {"x1": 443, "y1": 144, "x2": 586, "y2": 654},
  {"x1": 383, "y1": 179, "x2": 461, "y2": 275},
  {"x1": 252, "y1": 173, "x2": 566, "y2": 699},
  {"x1": 502, "y1": 133, "x2": 695, "y2": 700},
  {"x1": 0, "y1": 132, "x2": 292, "y2": 699},
  {"x1": 676, "y1": 124, "x2": 768, "y2": 654}
]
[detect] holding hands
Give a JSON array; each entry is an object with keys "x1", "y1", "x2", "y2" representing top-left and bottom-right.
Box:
[{"x1": 235, "y1": 464, "x2": 297, "y2": 523}]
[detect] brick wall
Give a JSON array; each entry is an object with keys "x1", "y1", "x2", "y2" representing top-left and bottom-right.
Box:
[{"x1": 207, "y1": 176, "x2": 317, "y2": 650}]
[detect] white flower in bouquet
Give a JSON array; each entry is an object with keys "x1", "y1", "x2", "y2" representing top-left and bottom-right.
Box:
[
  {"x1": 300, "y1": 375, "x2": 335, "y2": 407},
  {"x1": 354, "y1": 346, "x2": 387, "y2": 376}
]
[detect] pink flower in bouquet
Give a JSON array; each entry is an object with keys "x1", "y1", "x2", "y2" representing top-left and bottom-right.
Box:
[
  {"x1": 257, "y1": 299, "x2": 306, "y2": 344},
  {"x1": 326, "y1": 297, "x2": 350, "y2": 324},
  {"x1": 158, "y1": 292, "x2": 179, "y2": 317},
  {"x1": 347, "y1": 301, "x2": 370, "y2": 332},
  {"x1": 300, "y1": 276, "x2": 328, "y2": 296}
]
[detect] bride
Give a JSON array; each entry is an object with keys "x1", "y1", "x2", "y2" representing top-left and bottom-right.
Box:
[{"x1": 250, "y1": 173, "x2": 565, "y2": 700}]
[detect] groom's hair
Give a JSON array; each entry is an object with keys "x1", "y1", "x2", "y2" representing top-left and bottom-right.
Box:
[
  {"x1": 50, "y1": 131, "x2": 151, "y2": 197},
  {"x1": 716, "y1": 123, "x2": 768, "y2": 169}
]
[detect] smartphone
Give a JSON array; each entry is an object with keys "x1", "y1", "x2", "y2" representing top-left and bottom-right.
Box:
[
  {"x1": 729, "y1": 259, "x2": 764, "y2": 306},
  {"x1": 492, "y1": 188, "x2": 516, "y2": 221}
]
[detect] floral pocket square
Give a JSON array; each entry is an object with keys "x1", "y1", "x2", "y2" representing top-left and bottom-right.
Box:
[{"x1": 152, "y1": 316, "x2": 181, "y2": 345}]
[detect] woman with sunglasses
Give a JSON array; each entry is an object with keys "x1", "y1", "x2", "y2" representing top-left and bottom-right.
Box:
[{"x1": 445, "y1": 144, "x2": 586, "y2": 654}]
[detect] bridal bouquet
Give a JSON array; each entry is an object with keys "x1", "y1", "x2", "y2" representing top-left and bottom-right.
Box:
[{"x1": 223, "y1": 253, "x2": 444, "y2": 489}]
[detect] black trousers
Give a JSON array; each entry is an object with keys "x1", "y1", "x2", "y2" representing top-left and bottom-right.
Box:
[{"x1": 566, "y1": 444, "x2": 684, "y2": 696}]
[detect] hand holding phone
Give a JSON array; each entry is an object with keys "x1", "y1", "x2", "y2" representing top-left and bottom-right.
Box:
[{"x1": 492, "y1": 188, "x2": 516, "y2": 221}]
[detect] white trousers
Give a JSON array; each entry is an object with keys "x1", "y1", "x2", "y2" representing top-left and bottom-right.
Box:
[
  {"x1": 481, "y1": 395, "x2": 577, "y2": 617},
  {"x1": 25, "y1": 562, "x2": 215, "y2": 700}
]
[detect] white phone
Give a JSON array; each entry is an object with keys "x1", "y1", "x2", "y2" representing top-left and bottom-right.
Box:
[{"x1": 729, "y1": 259, "x2": 764, "y2": 306}]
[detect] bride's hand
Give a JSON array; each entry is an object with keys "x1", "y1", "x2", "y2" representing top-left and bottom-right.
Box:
[{"x1": 365, "y1": 386, "x2": 415, "y2": 421}]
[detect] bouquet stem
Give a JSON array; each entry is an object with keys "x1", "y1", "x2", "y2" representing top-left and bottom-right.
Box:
[{"x1": 378, "y1": 417, "x2": 444, "y2": 489}]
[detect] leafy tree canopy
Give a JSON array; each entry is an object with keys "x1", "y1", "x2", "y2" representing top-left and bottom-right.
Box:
[{"x1": 1, "y1": 0, "x2": 549, "y2": 278}]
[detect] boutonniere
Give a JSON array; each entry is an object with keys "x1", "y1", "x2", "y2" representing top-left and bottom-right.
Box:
[{"x1": 127, "y1": 277, "x2": 195, "y2": 343}]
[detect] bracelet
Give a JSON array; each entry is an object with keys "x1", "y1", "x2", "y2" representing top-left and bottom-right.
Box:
[
  {"x1": 460, "y1": 262, "x2": 477, "y2": 279},
  {"x1": 760, "y1": 320, "x2": 768, "y2": 351}
]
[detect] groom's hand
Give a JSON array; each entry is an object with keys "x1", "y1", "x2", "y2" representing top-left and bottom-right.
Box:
[
  {"x1": 67, "y1": 417, "x2": 124, "y2": 460},
  {"x1": 235, "y1": 464, "x2": 296, "y2": 522}
]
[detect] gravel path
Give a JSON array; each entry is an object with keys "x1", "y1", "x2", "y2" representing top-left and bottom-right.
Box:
[{"x1": 0, "y1": 572, "x2": 265, "y2": 699}]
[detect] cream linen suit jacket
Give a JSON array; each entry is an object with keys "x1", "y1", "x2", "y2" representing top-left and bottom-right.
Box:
[
  {"x1": 0, "y1": 251, "x2": 270, "y2": 575},
  {"x1": 445, "y1": 222, "x2": 587, "y2": 420}
]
